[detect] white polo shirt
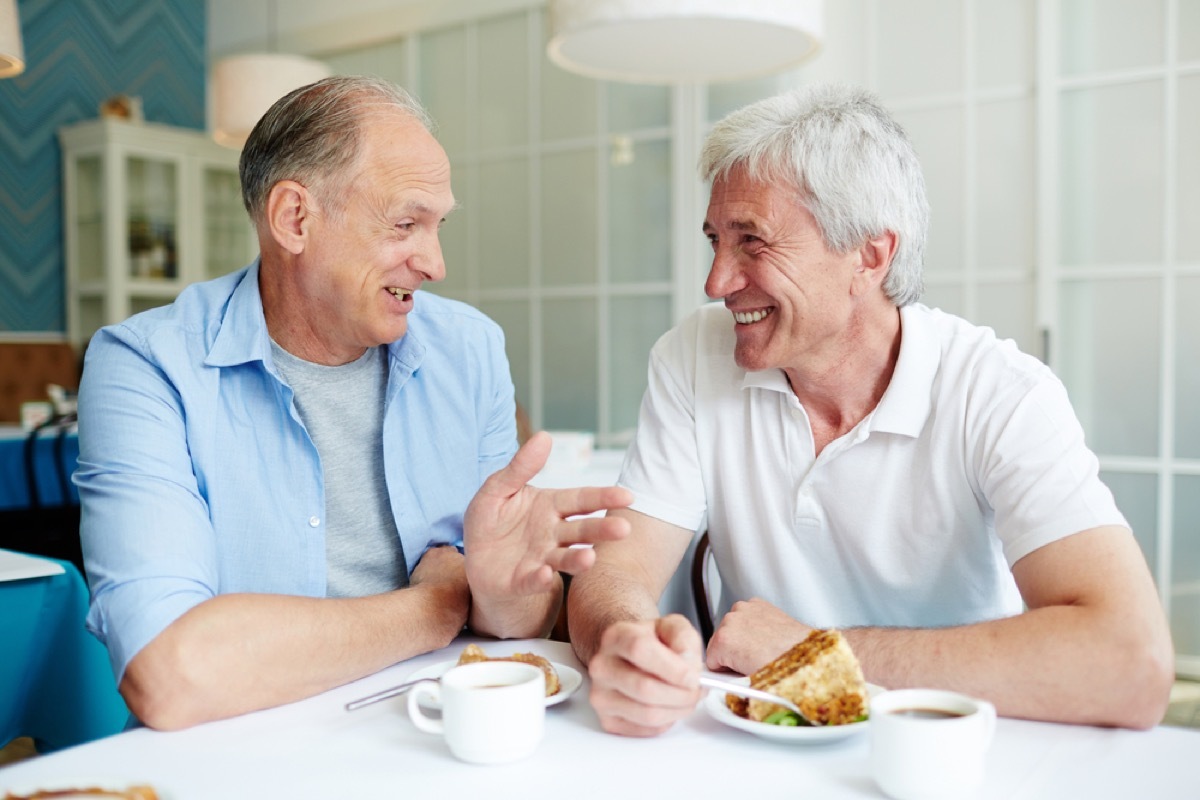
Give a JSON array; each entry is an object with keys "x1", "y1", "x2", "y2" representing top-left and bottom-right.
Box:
[{"x1": 619, "y1": 302, "x2": 1127, "y2": 629}]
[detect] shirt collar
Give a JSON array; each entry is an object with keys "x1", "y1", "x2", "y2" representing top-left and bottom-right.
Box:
[
  {"x1": 737, "y1": 303, "x2": 938, "y2": 437},
  {"x1": 205, "y1": 259, "x2": 428, "y2": 375},
  {"x1": 870, "y1": 303, "x2": 938, "y2": 437},
  {"x1": 206, "y1": 260, "x2": 272, "y2": 368}
]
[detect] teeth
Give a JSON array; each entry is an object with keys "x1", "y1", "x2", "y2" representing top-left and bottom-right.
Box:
[
  {"x1": 733, "y1": 308, "x2": 772, "y2": 324},
  {"x1": 389, "y1": 288, "x2": 412, "y2": 301}
]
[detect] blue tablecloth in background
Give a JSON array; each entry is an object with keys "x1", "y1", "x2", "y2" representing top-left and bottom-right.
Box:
[
  {"x1": 0, "y1": 553, "x2": 130, "y2": 752},
  {"x1": 0, "y1": 426, "x2": 80, "y2": 510}
]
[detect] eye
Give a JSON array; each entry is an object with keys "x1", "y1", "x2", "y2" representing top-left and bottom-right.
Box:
[
  {"x1": 705, "y1": 233, "x2": 718, "y2": 250},
  {"x1": 396, "y1": 221, "x2": 417, "y2": 234}
]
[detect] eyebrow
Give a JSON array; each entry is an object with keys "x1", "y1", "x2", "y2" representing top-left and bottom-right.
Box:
[{"x1": 702, "y1": 219, "x2": 762, "y2": 234}]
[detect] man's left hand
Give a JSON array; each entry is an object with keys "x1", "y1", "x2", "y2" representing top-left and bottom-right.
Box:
[
  {"x1": 464, "y1": 431, "x2": 633, "y2": 597},
  {"x1": 706, "y1": 598, "x2": 814, "y2": 676}
]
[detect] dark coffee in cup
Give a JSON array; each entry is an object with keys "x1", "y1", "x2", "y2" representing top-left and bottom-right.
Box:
[{"x1": 889, "y1": 707, "x2": 966, "y2": 719}]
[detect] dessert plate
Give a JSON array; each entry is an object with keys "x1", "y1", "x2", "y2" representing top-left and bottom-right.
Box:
[
  {"x1": 404, "y1": 658, "x2": 583, "y2": 708},
  {"x1": 703, "y1": 679, "x2": 882, "y2": 743}
]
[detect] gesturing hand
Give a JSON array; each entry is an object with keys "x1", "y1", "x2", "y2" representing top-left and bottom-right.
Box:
[{"x1": 463, "y1": 431, "x2": 633, "y2": 598}]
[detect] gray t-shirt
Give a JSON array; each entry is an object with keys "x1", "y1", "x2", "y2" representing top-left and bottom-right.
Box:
[{"x1": 270, "y1": 341, "x2": 408, "y2": 597}]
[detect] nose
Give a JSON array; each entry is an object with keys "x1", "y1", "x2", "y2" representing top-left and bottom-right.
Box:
[
  {"x1": 704, "y1": 243, "x2": 744, "y2": 300},
  {"x1": 414, "y1": 231, "x2": 446, "y2": 283}
]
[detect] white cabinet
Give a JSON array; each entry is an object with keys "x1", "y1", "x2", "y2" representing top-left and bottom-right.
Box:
[{"x1": 58, "y1": 118, "x2": 258, "y2": 348}]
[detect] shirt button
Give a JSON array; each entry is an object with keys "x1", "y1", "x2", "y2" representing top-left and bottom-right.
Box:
[{"x1": 308, "y1": 516, "x2": 321, "y2": 527}]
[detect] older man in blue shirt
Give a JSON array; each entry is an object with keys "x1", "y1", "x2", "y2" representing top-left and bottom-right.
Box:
[{"x1": 75, "y1": 76, "x2": 631, "y2": 730}]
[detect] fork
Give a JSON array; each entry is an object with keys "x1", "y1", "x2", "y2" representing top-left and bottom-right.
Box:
[{"x1": 698, "y1": 673, "x2": 823, "y2": 726}]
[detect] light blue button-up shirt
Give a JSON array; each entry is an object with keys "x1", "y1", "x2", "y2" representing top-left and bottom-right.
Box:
[{"x1": 75, "y1": 262, "x2": 517, "y2": 681}]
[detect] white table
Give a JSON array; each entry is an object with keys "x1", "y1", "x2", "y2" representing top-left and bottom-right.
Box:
[{"x1": 1, "y1": 637, "x2": 1196, "y2": 799}]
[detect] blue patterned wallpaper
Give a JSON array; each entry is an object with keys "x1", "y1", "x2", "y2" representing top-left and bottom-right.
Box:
[{"x1": 0, "y1": 0, "x2": 205, "y2": 332}]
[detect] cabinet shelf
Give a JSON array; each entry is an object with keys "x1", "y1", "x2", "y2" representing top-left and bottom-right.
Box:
[{"x1": 59, "y1": 118, "x2": 258, "y2": 347}]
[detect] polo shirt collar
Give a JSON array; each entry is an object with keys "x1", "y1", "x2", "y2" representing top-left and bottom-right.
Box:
[
  {"x1": 871, "y1": 303, "x2": 938, "y2": 437},
  {"x1": 737, "y1": 303, "x2": 938, "y2": 437}
]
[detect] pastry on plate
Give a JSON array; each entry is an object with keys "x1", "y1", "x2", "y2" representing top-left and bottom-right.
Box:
[
  {"x1": 726, "y1": 628, "x2": 869, "y2": 726},
  {"x1": 456, "y1": 643, "x2": 561, "y2": 696}
]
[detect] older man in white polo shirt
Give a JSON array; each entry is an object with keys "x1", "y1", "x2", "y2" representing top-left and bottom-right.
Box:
[{"x1": 568, "y1": 83, "x2": 1174, "y2": 735}]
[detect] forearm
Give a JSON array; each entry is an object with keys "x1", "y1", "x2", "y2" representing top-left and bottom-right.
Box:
[
  {"x1": 469, "y1": 572, "x2": 563, "y2": 640},
  {"x1": 568, "y1": 563, "x2": 664, "y2": 665},
  {"x1": 845, "y1": 603, "x2": 1173, "y2": 729},
  {"x1": 122, "y1": 585, "x2": 467, "y2": 730}
]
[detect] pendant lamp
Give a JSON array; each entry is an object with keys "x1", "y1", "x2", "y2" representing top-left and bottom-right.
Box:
[
  {"x1": 0, "y1": 0, "x2": 25, "y2": 78},
  {"x1": 546, "y1": 0, "x2": 823, "y2": 85},
  {"x1": 211, "y1": 1, "x2": 331, "y2": 149}
]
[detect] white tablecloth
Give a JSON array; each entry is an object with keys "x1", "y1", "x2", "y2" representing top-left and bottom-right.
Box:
[{"x1": 1, "y1": 637, "x2": 1196, "y2": 799}]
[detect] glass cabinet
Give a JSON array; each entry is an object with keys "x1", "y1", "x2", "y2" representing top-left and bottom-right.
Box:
[{"x1": 58, "y1": 118, "x2": 257, "y2": 348}]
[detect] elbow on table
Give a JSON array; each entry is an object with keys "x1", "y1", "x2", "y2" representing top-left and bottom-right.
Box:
[
  {"x1": 119, "y1": 652, "x2": 216, "y2": 731},
  {"x1": 1103, "y1": 638, "x2": 1176, "y2": 730}
]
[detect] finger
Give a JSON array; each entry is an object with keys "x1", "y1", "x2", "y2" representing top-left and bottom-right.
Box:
[
  {"x1": 512, "y1": 562, "x2": 558, "y2": 595},
  {"x1": 605, "y1": 620, "x2": 698, "y2": 690},
  {"x1": 658, "y1": 614, "x2": 704, "y2": 660},
  {"x1": 549, "y1": 485, "x2": 634, "y2": 518},
  {"x1": 549, "y1": 515, "x2": 631, "y2": 548},
  {"x1": 479, "y1": 430, "x2": 552, "y2": 500}
]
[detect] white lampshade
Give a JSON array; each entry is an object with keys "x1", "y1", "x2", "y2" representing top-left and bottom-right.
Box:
[
  {"x1": 211, "y1": 53, "x2": 332, "y2": 149},
  {"x1": 0, "y1": 0, "x2": 25, "y2": 79},
  {"x1": 547, "y1": 0, "x2": 823, "y2": 85}
]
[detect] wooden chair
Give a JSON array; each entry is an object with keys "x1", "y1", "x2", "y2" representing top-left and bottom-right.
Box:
[{"x1": 691, "y1": 530, "x2": 715, "y2": 643}]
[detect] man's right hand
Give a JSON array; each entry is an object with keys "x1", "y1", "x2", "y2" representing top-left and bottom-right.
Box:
[
  {"x1": 409, "y1": 544, "x2": 471, "y2": 641},
  {"x1": 586, "y1": 614, "x2": 704, "y2": 736}
]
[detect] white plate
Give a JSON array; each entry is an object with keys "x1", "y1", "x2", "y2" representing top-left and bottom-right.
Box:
[
  {"x1": 703, "y1": 679, "x2": 882, "y2": 744},
  {"x1": 404, "y1": 658, "x2": 583, "y2": 708}
]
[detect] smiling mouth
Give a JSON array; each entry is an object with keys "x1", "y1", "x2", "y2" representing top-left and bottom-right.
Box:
[
  {"x1": 388, "y1": 288, "x2": 414, "y2": 302},
  {"x1": 732, "y1": 308, "x2": 774, "y2": 325}
]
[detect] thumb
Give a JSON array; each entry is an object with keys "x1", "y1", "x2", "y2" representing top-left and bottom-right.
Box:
[{"x1": 480, "y1": 429, "x2": 552, "y2": 500}]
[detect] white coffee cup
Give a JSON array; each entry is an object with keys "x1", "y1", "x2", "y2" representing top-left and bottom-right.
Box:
[
  {"x1": 869, "y1": 688, "x2": 997, "y2": 800},
  {"x1": 407, "y1": 661, "x2": 545, "y2": 764}
]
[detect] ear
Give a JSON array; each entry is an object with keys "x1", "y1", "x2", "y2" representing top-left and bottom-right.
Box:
[
  {"x1": 264, "y1": 180, "x2": 312, "y2": 255},
  {"x1": 851, "y1": 230, "x2": 899, "y2": 296}
]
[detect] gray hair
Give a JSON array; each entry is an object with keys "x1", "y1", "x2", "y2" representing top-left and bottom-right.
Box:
[
  {"x1": 699, "y1": 83, "x2": 929, "y2": 307},
  {"x1": 239, "y1": 75, "x2": 434, "y2": 225}
]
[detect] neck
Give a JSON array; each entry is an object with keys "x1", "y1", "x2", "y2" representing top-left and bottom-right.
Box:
[
  {"x1": 259, "y1": 251, "x2": 365, "y2": 366},
  {"x1": 784, "y1": 304, "x2": 902, "y2": 454}
]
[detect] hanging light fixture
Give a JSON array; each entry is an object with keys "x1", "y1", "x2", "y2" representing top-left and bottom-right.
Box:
[
  {"x1": 546, "y1": 0, "x2": 823, "y2": 85},
  {"x1": 211, "y1": 0, "x2": 331, "y2": 149},
  {"x1": 0, "y1": 0, "x2": 25, "y2": 78}
]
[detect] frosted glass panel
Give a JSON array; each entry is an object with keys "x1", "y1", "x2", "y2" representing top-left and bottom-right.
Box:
[
  {"x1": 477, "y1": 14, "x2": 528, "y2": 150},
  {"x1": 542, "y1": 60, "x2": 596, "y2": 142},
  {"x1": 1101, "y1": 471, "x2": 1158, "y2": 580},
  {"x1": 541, "y1": 149, "x2": 597, "y2": 286},
  {"x1": 1059, "y1": 83, "x2": 1164, "y2": 267},
  {"x1": 479, "y1": 299, "x2": 531, "y2": 412},
  {"x1": 438, "y1": 168, "x2": 469, "y2": 294},
  {"x1": 543, "y1": 298, "x2": 598, "y2": 430},
  {"x1": 708, "y1": 75, "x2": 784, "y2": 122},
  {"x1": 897, "y1": 106, "x2": 964, "y2": 276},
  {"x1": 126, "y1": 157, "x2": 178, "y2": 280},
  {"x1": 418, "y1": 27, "x2": 467, "y2": 155},
  {"x1": 974, "y1": 0, "x2": 1034, "y2": 89},
  {"x1": 976, "y1": 99, "x2": 1034, "y2": 271},
  {"x1": 876, "y1": 0, "x2": 962, "y2": 98},
  {"x1": 975, "y1": 280, "x2": 1037, "y2": 358},
  {"x1": 1059, "y1": 0, "x2": 1165, "y2": 76},
  {"x1": 1176, "y1": 277, "x2": 1200, "y2": 458},
  {"x1": 203, "y1": 167, "x2": 252, "y2": 279},
  {"x1": 1179, "y1": 76, "x2": 1200, "y2": 264},
  {"x1": 479, "y1": 158, "x2": 530, "y2": 290},
  {"x1": 608, "y1": 139, "x2": 670, "y2": 284},
  {"x1": 608, "y1": 295, "x2": 672, "y2": 437},
  {"x1": 1183, "y1": 0, "x2": 1200, "y2": 62},
  {"x1": 1172, "y1": 476, "x2": 1200, "y2": 658},
  {"x1": 75, "y1": 156, "x2": 103, "y2": 283},
  {"x1": 919, "y1": 284, "x2": 964, "y2": 317},
  {"x1": 326, "y1": 39, "x2": 408, "y2": 85},
  {"x1": 1058, "y1": 279, "x2": 1160, "y2": 456},
  {"x1": 608, "y1": 83, "x2": 669, "y2": 131}
]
